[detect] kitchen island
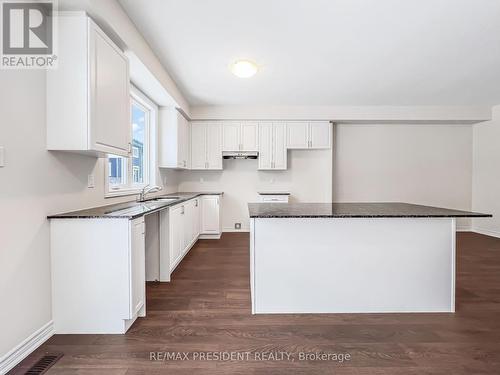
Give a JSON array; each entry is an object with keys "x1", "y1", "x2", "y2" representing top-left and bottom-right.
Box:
[{"x1": 248, "y1": 202, "x2": 490, "y2": 314}]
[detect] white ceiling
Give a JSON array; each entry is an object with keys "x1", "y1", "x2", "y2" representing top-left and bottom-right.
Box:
[{"x1": 119, "y1": 0, "x2": 500, "y2": 107}]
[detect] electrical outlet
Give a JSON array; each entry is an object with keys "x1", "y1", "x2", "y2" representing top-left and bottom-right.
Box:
[
  {"x1": 87, "y1": 174, "x2": 95, "y2": 188},
  {"x1": 234, "y1": 223, "x2": 241, "y2": 230}
]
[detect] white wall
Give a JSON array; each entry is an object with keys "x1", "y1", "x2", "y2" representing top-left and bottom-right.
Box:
[
  {"x1": 472, "y1": 106, "x2": 500, "y2": 237},
  {"x1": 178, "y1": 149, "x2": 333, "y2": 231},
  {"x1": 333, "y1": 124, "x2": 473, "y2": 229},
  {"x1": 0, "y1": 70, "x2": 178, "y2": 362}
]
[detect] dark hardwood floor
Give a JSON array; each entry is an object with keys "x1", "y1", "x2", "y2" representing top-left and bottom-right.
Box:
[{"x1": 11, "y1": 232, "x2": 500, "y2": 374}]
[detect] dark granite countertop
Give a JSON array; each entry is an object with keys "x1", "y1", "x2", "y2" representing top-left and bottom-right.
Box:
[
  {"x1": 248, "y1": 202, "x2": 492, "y2": 218},
  {"x1": 48, "y1": 192, "x2": 223, "y2": 220}
]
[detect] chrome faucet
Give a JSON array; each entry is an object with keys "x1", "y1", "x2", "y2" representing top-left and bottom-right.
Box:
[{"x1": 138, "y1": 185, "x2": 162, "y2": 202}]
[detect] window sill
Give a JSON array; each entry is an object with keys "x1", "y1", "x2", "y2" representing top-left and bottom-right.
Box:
[{"x1": 105, "y1": 188, "x2": 143, "y2": 199}]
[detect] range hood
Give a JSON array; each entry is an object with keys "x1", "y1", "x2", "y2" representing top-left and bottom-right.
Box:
[{"x1": 222, "y1": 151, "x2": 258, "y2": 159}]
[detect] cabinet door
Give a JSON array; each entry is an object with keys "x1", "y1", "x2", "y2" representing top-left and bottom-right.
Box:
[
  {"x1": 193, "y1": 199, "x2": 200, "y2": 238},
  {"x1": 273, "y1": 123, "x2": 287, "y2": 170},
  {"x1": 178, "y1": 113, "x2": 190, "y2": 169},
  {"x1": 206, "y1": 123, "x2": 223, "y2": 170},
  {"x1": 130, "y1": 218, "x2": 145, "y2": 317},
  {"x1": 191, "y1": 122, "x2": 207, "y2": 169},
  {"x1": 201, "y1": 196, "x2": 220, "y2": 234},
  {"x1": 222, "y1": 122, "x2": 241, "y2": 151},
  {"x1": 241, "y1": 122, "x2": 258, "y2": 151},
  {"x1": 310, "y1": 121, "x2": 331, "y2": 149},
  {"x1": 170, "y1": 205, "x2": 183, "y2": 268},
  {"x1": 286, "y1": 122, "x2": 309, "y2": 149},
  {"x1": 182, "y1": 203, "x2": 191, "y2": 254},
  {"x1": 89, "y1": 23, "x2": 130, "y2": 156},
  {"x1": 258, "y1": 122, "x2": 273, "y2": 170}
]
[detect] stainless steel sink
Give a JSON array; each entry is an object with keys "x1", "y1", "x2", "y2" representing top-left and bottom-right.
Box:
[
  {"x1": 105, "y1": 197, "x2": 182, "y2": 216},
  {"x1": 139, "y1": 197, "x2": 180, "y2": 203}
]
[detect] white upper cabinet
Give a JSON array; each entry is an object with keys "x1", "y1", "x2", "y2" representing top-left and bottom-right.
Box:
[
  {"x1": 241, "y1": 122, "x2": 259, "y2": 151},
  {"x1": 222, "y1": 122, "x2": 258, "y2": 151},
  {"x1": 309, "y1": 122, "x2": 332, "y2": 149},
  {"x1": 190, "y1": 122, "x2": 222, "y2": 170},
  {"x1": 286, "y1": 122, "x2": 309, "y2": 149},
  {"x1": 47, "y1": 13, "x2": 130, "y2": 157},
  {"x1": 222, "y1": 122, "x2": 241, "y2": 151},
  {"x1": 190, "y1": 122, "x2": 207, "y2": 170},
  {"x1": 286, "y1": 121, "x2": 331, "y2": 149},
  {"x1": 258, "y1": 122, "x2": 287, "y2": 170},
  {"x1": 159, "y1": 109, "x2": 190, "y2": 169}
]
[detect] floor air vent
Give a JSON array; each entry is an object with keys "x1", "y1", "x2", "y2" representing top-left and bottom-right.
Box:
[{"x1": 24, "y1": 353, "x2": 63, "y2": 374}]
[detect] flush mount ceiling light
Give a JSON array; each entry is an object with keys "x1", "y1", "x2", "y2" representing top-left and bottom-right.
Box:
[{"x1": 230, "y1": 60, "x2": 258, "y2": 78}]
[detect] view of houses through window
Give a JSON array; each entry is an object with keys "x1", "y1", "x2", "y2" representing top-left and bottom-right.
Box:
[{"x1": 107, "y1": 90, "x2": 151, "y2": 193}]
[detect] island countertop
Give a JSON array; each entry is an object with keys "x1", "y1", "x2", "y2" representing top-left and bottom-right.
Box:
[{"x1": 248, "y1": 202, "x2": 491, "y2": 218}]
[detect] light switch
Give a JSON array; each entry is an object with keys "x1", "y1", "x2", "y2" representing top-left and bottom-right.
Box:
[
  {"x1": 0, "y1": 146, "x2": 4, "y2": 167},
  {"x1": 87, "y1": 174, "x2": 95, "y2": 188}
]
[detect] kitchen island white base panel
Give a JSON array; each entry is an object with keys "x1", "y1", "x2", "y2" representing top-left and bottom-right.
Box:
[{"x1": 250, "y1": 218, "x2": 455, "y2": 314}]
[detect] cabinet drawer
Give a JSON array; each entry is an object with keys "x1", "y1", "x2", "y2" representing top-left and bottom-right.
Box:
[{"x1": 260, "y1": 195, "x2": 289, "y2": 203}]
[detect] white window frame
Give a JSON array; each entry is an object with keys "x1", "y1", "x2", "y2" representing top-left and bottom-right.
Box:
[{"x1": 105, "y1": 85, "x2": 158, "y2": 198}]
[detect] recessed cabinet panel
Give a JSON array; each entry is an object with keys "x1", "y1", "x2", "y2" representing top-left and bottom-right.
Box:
[
  {"x1": 206, "y1": 123, "x2": 223, "y2": 169},
  {"x1": 90, "y1": 25, "x2": 130, "y2": 155},
  {"x1": 191, "y1": 122, "x2": 207, "y2": 169},
  {"x1": 222, "y1": 122, "x2": 241, "y2": 151},
  {"x1": 286, "y1": 121, "x2": 331, "y2": 149},
  {"x1": 273, "y1": 123, "x2": 287, "y2": 170},
  {"x1": 286, "y1": 122, "x2": 309, "y2": 149},
  {"x1": 159, "y1": 109, "x2": 190, "y2": 169},
  {"x1": 258, "y1": 123, "x2": 273, "y2": 170},
  {"x1": 241, "y1": 122, "x2": 259, "y2": 151},
  {"x1": 201, "y1": 196, "x2": 221, "y2": 234},
  {"x1": 310, "y1": 122, "x2": 331, "y2": 149},
  {"x1": 130, "y1": 218, "x2": 145, "y2": 318},
  {"x1": 258, "y1": 122, "x2": 287, "y2": 170},
  {"x1": 191, "y1": 122, "x2": 222, "y2": 170},
  {"x1": 168, "y1": 204, "x2": 184, "y2": 272}
]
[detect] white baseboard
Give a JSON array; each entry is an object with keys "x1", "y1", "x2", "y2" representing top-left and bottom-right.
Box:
[
  {"x1": 223, "y1": 227, "x2": 250, "y2": 233},
  {"x1": 471, "y1": 226, "x2": 500, "y2": 239},
  {"x1": 0, "y1": 320, "x2": 54, "y2": 375},
  {"x1": 456, "y1": 225, "x2": 472, "y2": 232}
]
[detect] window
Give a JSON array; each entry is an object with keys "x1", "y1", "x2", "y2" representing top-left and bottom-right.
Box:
[{"x1": 106, "y1": 86, "x2": 157, "y2": 197}]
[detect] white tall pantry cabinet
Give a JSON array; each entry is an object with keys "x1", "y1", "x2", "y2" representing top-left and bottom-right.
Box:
[{"x1": 47, "y1": 12, "x2": 130, "y2": 157}]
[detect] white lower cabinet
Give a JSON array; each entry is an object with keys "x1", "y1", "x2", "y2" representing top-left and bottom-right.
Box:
[
  {"x1": 160, "y1": 195, "x2": 221, "y2": 281},
  {"x1": 130, "y1": 218, "x2": 146, "y2": 318},
  {"x1": 200, "y1": 195, "x2": 222, "y2": 237},
  {"x1": 50, "y1": 217, "x2": 146, "y2": 334}
]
